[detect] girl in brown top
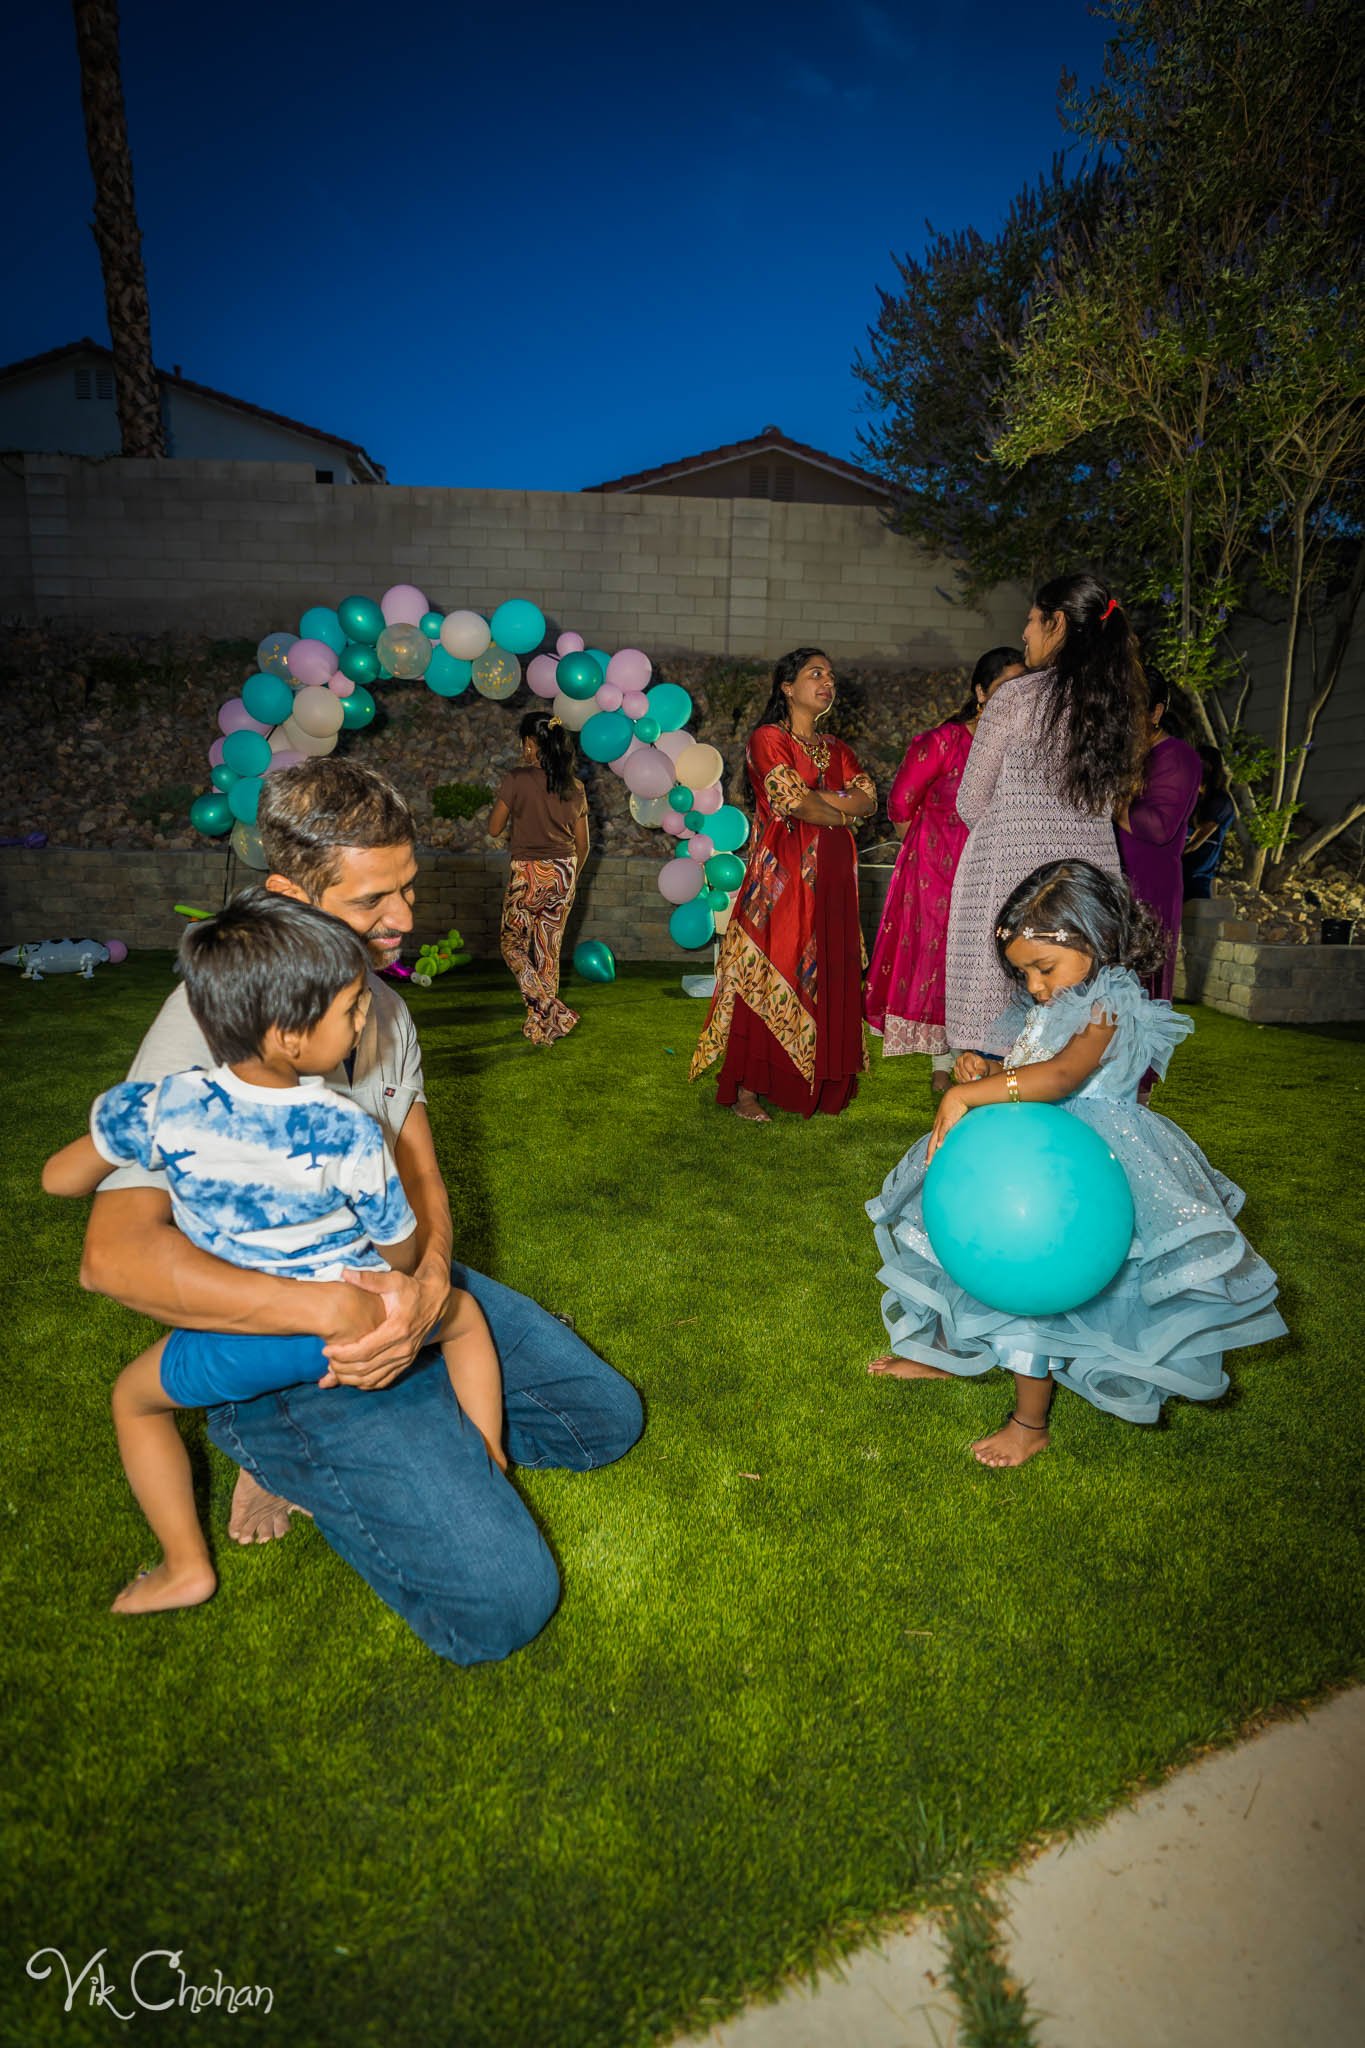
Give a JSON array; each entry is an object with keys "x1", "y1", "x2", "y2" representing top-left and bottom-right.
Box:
[{"x1": 488, "y1": 712, "x2": 590, "y2": 1045}]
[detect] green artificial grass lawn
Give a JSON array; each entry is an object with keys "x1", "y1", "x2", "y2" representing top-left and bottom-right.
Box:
[{"x1": 2, "y1": 957, "x2": 1362, "y2": 2047}]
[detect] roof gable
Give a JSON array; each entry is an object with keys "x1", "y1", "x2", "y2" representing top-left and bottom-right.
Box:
[{"x1": 585, "y1": 425, "x2": 890, "y2": 496}]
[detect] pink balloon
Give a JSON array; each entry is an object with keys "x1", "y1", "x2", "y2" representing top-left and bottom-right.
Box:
[
  {"x1": 605, "y1": 648, "x2": 652, "y2": 693},
  {"x1": 621, "y1": 745, "x2": 675, "y2": 800},
  {"x1": 692, "y1": 783, "x2": 724, "y2": 814},
  {"x1": 621, "y1": 689, "x2": 649, "y2": 719},
  {"x1": 660, "y1": 806, "x2": 686, "y2": 835},
  {"x1": 556, "y1": 631, "x2": 585, "y2": 655},
  {"x1": 209, "y1": 737, "x2": 227, "y2": 767},
  {"x1": 526, "y1": 654, "x2": 560, "y2": 699},
  {"x1": 655, "y1": 728, "x2": 694, "y2": 764},
  {"x1": 381, "y1": 583, "x2": 429, "y2": 626},
  {"x1": 105, "y1": 939, "x2": 128, "y2": 963},
  {"x1": 595, "y1": 682, "x2": 623, "y2": 713},
  {"x1": 610, "y1": 738, "x2": 644, "y2": 776},
  {"x1": 328, "y1": 672, "x2": 355, "y2": 697},
  {"x1": 687, "y1": 834, "x2": 716, "y2": 863},
  {"x1": 265, "y1": 750, "x2": 307, "y2": 772},
  {"x1": 286, "y1": 638, "x2": 339, "y2": 688},
  {"x1": 218, "y1": 697, "x2": 270, "y2": 736},
  {"x1": 658, "y1": 857, "x2": 705, "y2": 905}
]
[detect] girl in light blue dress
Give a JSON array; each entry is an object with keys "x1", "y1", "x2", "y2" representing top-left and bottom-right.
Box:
[{"x1": 866, "y1": 859, "x2": 1286, "y2": 1468}]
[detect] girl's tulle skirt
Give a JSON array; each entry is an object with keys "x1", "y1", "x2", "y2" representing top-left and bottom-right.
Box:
[{"x1": 867, "y1": 1100, "x2": 1286, "y2": 1424}]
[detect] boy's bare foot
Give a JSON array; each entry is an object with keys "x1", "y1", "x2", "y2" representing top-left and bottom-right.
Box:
[
  {"x1": 228, "y1": 1470, "x2": 309, "y2": 1544},
  {"x1": 732, "y1": 1089, "x2": 771, "y2": 1123},
  {"x1": 972, "y1": 1414, "x2": 1050, "y2": 1468},
  {"x1": 867, "y1": 1355, "x2": 954, "y2": 1379},
  {"x1": 111, "y1": 1561, "x2": 217, "y2": 1615}
]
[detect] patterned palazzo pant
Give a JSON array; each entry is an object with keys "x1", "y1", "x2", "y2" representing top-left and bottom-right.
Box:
[{"x1": 500, "y1": 857, "x2": 580, "y2": 1046}]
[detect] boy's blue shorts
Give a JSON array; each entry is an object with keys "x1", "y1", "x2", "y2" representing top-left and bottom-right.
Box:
[{"x1": 161, "y1": 1328, "x2": 330, "y2": 1408}]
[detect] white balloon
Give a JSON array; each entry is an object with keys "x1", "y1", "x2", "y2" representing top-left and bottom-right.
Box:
[
  {"x1": 629, "y1": 792, "x2": 670, "y2": 827},
  {"x1": 552, "y1": 689, "x2": 597, "y2": 732},
  {"x1": 279, "y1": 716, "x2": 338, "y2": 757},
  {"x1": 291, "y1": 685, "x2": 345, "y2": 737},
  {"x1": 440, "y1": 609, "x2": 492, "y2": 660}
]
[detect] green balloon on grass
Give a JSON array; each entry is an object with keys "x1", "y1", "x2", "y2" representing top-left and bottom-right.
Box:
[
  {"x1": 338, "y1": 595, "x2": 384, "y2": 644},
  {"x1": 573, "y1": 940, "x2": 616, "y2": 982},
  {"x1": 340, "y1": 642, "x2": 381, "y2": 685},
  {"x1": 425, "y1": 647, "x2": 473, "y2": 697},
  {"x1": 211, "y1": 763, "x2": 239, "y2": 793},
  {"x1": 228, "y1": 776, "x2": 263, "y2": 824},
  {"x1": 645, "y1": 682, "x2": 692, "y2": 732},
  {"x1": 580, "y1": 710, "x2": 633, "y2": 762},
  {"x1": 557, "y1": 652, "x2": 603, "y2": 701},
  {"x1": 707, "y1": 803, "x2": 751, "y2": 854},
  {"x1": 705, "y1": 852, "x2": 745, "y2": 891},
  {"x1": 190, "y1": 791, "x2": 232, "y2": 836},
  {"x1": 341, "y1": 684, "x2": 376, "y2": 729},
  {"x1": 222, "y1": 729, "x2": 272, "y2": 778},
  {"x1": 242, "y1": 671, "x2": 294, "y2": 726},
  {"x1": 669, "y1": 898, "x2": 715, "y2": 949},
  {"x1": 419, "y1": 611, "x2": 445, "y2": 640}
]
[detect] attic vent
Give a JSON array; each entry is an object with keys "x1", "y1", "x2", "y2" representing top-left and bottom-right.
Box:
[
  {"x1": 747, "y1": 462, "x2": 770, "y2": 499},
  {"x1": 74, "y1": 367, "x2": 92, "y2": 400},
  {"x1": 315, "y1": 468, "x2": 335, "y2": 483},
  {"x1": 773, "y1": 462, "x2": 796, "y2": 502},
  {"x1": 95, "y1": 367, "x2": 115, "y2": 400}
]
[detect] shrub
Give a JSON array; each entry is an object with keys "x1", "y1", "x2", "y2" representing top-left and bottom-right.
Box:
[{"x1": 431, "y1": 781, "x2": 495, "y2": 821}]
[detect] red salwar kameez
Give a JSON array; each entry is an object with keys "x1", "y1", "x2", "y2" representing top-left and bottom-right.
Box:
[{"x1": 690, "y1": 725, "x2": 874, "y2": 1117}]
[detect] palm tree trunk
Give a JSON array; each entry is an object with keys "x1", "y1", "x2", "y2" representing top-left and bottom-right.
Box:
[{"x1": 71, "y1": 0, "x2": 165, "y2": 458}]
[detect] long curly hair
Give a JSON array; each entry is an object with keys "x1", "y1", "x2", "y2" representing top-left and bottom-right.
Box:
[
  {"x1": 519, "y1": 710, "x2": 577, "y2": 799},
  {"x1": 1034, "y1": 572, "x2": 1147, "y2": 813},
  {"x1": 994, "y1": 859, "x2": 1171, "y2": 986}
]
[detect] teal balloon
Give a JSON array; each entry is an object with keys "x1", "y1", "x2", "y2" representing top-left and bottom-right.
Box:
[
  {"x1": 425, "y1": 647, "x2": 473, "y2": 697},
  {"x1": 557, "y1": 652, "x2": 604, "y2": 701},
  {"x1": 633, "y1": 715, "x2": 660, "y2": 743},
  {"x1": 222, "y1": 729, "x2": 272, "y2": 778},
  {"x1": 704, "y1": 886, "x2": 729, "y2": 910},
  {"x1": 190, "y1": 791, "x2": 232, "y2": 836},
  {"x1": 707, "y1": 803, "x2": 751, "y2": 854},
  {"x1": 211, "y1": 763, "x2": 240, "y2": 794},
  {"x1": 242, "y1": 671, "x2": 294, "y2": 726},
  {"x1": 645, "y1": 683, "x2": 692, "y2": 732},
  {"x1": 378, "y1": 664, "x2": 395, "y2": 681},
  {"x1": 923, "y1": 1104, "x2": 1135, "y2": 1316},
  {"x1": 579, "y1": 710, "x2": 633, "y2": 762},
  {"x1": 299, "y1": 606, "x2": 346, "y2": 654},
  {"x1": 341, "y1": 684, "x2": 376, "y2": 729},
  {"x1": 228, "y1": 776, "x2": 263, "y2": 824},
  {"x1": 489, "y1": 599, "x2": 546, "y2": 656},
  {"x1": 337, "y1": 596, "x2": 384, "y2": 645},
  {"x1": 684, "y1": 810, "x2": 704, "y2": 832},
  {"x1": 340, "y1": 642, "x2": 381, "y2": 685},
  {"x1": 585, "y1": 648, "x2": 611, "y2": 677},
  {"x1": 572, "y1": 940, "x2": 616, "y2": 983},
  {"x1": 669, "y1": 898, "x2": 716, "y2": 950},
  {"x1": 668, "y1": 783, "x2": 693, "y2": 812},
  {"x1": 705, "y1": 852, "x2": 745, "y2": 891},
  {"x1": 419, "y1": 611, "x2": 445, "y2": 640}
]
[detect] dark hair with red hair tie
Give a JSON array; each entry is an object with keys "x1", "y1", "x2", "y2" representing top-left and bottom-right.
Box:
[
  {"x1": 1032, "y1": 571, "x2": 1146, "y2": 813},
  {"x1": 1101, "y1": 597, "x2": 1119, "y2": 622}
]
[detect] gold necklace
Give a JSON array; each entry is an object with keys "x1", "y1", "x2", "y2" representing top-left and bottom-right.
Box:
[{"x1": 788, "y1": 726, "x2": 831, "y2": 773}]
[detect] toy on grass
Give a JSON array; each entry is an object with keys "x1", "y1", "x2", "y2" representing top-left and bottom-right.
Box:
[
  {"x1": 410, "y1": 929, "x2": 468, "y2": 987},
  {"x1": 572, "y1": 940, "x2": 616, "y2": 983},
  {"x1": 922, "y1": 1103, "x2": 1134, "y2": 1316},
  {"x1": 1, "y1": 938, "x2": 126, "y2": 980}
]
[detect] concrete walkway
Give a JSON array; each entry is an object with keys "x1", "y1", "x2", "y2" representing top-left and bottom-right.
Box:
[{"x1": 683, "y1": 1687, "x2": 1365, "y2": 2048}]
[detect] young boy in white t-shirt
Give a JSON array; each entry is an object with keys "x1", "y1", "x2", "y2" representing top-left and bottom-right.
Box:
[{"x1": 44, "y1": 889, "x2": 504, "y2": 1616}]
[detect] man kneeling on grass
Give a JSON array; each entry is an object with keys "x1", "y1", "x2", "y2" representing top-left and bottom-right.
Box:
[{"x1": 72, "y1": 760, "x2": 643, "y2": 1664}]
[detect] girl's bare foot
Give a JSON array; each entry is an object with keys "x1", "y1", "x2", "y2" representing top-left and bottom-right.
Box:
[
  {"x1": 111, "y1": 1561, "x2": 217, "y2": 1615},
  {"x1": 228, "y1": 1469, "x2": 309, "y2": 1544},
  {"x1": 732, "y1": 1089, "x2": 771, "y2": 1123},
  {"x1": 972, "y1": 1414, "x2": 1050, "y2": 1468},
  {"x1": 867, "y1": 1355, "x2": 955, "y2": 1379}
]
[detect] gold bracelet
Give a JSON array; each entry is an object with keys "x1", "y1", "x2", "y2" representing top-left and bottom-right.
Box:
[{"x1": 1005, "y1": 1067, "x2": 1020, "y2": 1104}]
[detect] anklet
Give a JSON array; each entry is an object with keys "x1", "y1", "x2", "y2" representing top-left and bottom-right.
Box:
[{"x1": 1008, "y1": 1411, "x2": 1048, "y2": 1431}]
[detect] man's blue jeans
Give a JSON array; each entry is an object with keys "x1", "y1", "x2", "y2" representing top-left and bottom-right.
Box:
[{"x1": 205, "y1": 1264, "x2": 643, "y2": 1666}]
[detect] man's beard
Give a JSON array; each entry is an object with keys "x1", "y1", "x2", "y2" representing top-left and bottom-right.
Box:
[{"x1": 365, "y1": 926, "x2": 405, "y2": 966}]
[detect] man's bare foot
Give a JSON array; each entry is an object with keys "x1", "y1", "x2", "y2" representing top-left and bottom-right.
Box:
[
  {"x1": 867, "y1": 1355, "x2": 955, "y2": 1379},
  {"x1": 972, "y1": 1415, "x2": 1050, "y2": 1468},
  {"x1": 732, "y1": 1089, "x2": 771, "y2": 1123},
  {"x1": 228, "y1": 1469, "x2": 309, "y2": 1545},
  {"x1": 112, "y1": 1561, "x2": 217, "y2": 1615}
]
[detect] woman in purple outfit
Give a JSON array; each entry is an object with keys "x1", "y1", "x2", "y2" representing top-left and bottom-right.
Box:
[{"x1": 1116, "y1": 678, "x2": 1203, "y2": 1001}]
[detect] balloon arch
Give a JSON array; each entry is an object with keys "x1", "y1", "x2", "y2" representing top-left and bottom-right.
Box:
[{"x1": 191, "y1": 585, "x2": 751, "y2": 950}]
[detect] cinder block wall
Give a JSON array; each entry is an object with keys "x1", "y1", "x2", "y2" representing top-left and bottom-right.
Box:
[
  {"x1": 1174, "y1": 899, "x2": 1365, "y2": 1023},
  {"x1": 6, "y1": 455, "x2": 1023, "y2": 662}
]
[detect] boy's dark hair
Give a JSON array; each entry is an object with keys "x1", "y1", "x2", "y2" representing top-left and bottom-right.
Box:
[
  {"x1": 994, "y1": 859, "x2": 1170, "y2": 988},
  {"x1": 257, "y1": 760, "x2": 415, "y2": 902},
  {"x1": 178, "y1": 887, "x2": 371, "y2": 1065}
]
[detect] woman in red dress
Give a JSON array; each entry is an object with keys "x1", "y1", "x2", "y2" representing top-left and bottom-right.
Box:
[
  {"x1": 864, "y1": 647, "x2": 1023, "y2": 1089},
  {"x1": 690, "y1": 649, "x2": 876, "y2": 1121}
]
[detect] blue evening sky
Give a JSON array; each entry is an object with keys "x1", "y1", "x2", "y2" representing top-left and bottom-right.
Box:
[{"x1": 4, "y1": 1, "x2": 1111, "y2": 488}]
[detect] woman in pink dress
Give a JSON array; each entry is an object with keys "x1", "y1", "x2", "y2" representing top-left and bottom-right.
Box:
[
  {"x1": 1116, "y1": 677, "x2": 1203, "y2": 1002},
  {"x1": 865, "y1": 648, "x2": 1023, "y2": 1090}
]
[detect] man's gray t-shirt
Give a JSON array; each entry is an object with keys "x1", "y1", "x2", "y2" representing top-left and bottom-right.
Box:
[{"x1": 100, "y1": 972, "x2": 426, "y2": 1196}]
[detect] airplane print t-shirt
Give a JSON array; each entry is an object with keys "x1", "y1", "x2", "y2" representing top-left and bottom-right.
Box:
[{"x1": 89, "y1": 1066, "x2": 416, "y2": 1281}]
